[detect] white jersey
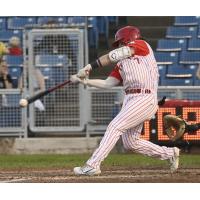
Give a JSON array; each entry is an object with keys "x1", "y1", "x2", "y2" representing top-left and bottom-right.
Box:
[
  {"x1": 119, "y1": 43, "x2": 158, "y2": 92},
  {"x1": 110, "y1": 40, "x2": 159, "y2": 93}
]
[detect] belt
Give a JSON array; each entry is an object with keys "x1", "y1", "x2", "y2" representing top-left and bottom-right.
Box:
[{"x1": 125, "y1": 88, "x2": 151, "y2": 95}]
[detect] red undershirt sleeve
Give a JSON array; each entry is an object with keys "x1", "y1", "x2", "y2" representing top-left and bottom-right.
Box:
[{"x1": 109, "y1": 65, "x2": 123, "y2": 82}]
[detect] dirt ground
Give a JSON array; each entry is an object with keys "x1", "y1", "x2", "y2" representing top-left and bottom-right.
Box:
[{"x1": 0, "y1": 167, "x2": 200, "y2": 183}]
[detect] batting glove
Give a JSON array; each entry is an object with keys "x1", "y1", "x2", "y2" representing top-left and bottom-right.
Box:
[{"x1": 77, "y1": 64, "x2": 92, "y2": 79}]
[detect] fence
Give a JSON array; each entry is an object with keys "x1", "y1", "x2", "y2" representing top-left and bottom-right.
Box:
[
  {"x1": 0, "y1": 89, "x2": 27, "y2": 137},
  {"x1": 26, "y1": 28, "x2": 87, "y2": 133}
]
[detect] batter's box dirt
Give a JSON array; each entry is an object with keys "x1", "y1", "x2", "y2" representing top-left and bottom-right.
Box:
[{"x1": 0, "y1": 167, "x2": 200, "y2": 183}]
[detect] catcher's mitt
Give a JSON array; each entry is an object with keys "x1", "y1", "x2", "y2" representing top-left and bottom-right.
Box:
[{"x1": 163, "y1": 115, "x2": 187, "y2": 142}]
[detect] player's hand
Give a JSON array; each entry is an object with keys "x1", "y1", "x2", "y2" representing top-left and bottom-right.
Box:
[
  {"x1": 70, "y1": 74, "x2": 87, "y2": 85},
  {"x1": 77, "y1": 64, "x2": 92, "y2": 79},
  {"x1": 70, "y1": 74, "x2": 82, "y2": 83}
]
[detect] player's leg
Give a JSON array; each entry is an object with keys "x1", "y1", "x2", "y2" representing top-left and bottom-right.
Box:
[
  {"x1": 74, "y1": 94, "x2": 159, "y2": 175},
  {"x1": 122, "y1": 124, "x2": 180, "y2": 172},
  {"x1": 74, "y1": 95, "x2": 157, "y2": 174}
]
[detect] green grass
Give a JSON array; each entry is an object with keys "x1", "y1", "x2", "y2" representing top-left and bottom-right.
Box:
[{"x1": 0, "y1": 153, "x2": 200, "y2": 170}]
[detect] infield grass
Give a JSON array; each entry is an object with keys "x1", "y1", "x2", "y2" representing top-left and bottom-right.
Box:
[{"x1": 0, "y1": 153, "x2": 200, "y2": 170}]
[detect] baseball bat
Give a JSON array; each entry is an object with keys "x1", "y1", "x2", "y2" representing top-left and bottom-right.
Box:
[{"x1": 26, "y1": 79, "x2": 72, "y2": 105}]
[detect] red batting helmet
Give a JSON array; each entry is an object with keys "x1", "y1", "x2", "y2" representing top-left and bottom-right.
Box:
[{"x1": 112, "y1": 26, "x2": 141, "y2": 48}]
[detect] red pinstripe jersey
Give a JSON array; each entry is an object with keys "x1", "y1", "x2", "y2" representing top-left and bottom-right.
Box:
[{"x1": 109, "y1": 40, "x2": 159, "y2": 92}]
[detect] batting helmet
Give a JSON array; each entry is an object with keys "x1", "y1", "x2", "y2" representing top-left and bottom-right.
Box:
[{"x1": 112, "y1": 26, "x2": 141, "y2": 48}]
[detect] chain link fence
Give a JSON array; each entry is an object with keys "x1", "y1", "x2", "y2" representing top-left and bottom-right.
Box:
[
  {"x1": 0, "y1": 89, "x2": 27, "y2": 137},
  {"x1": 25, "y1": 29, "x2": 86, "y2": 133}
]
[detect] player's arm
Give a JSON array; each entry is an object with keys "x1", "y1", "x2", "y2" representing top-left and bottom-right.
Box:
[
  {"x1": 77, "y1": 40, "x2": 149, "y2": 78},
  {"x1": 70, "y1": 76, "x2": 120, "y2": 89},
  {"x1": 77, "y1": 46, "x2": 134, "y2": 78}
]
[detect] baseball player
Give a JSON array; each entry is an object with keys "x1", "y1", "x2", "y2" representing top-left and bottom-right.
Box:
[{"x1": 71, "y1": 26, "x2": 180, "y2": 176}]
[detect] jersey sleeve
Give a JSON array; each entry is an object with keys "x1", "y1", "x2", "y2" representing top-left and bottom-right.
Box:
[
  {"x1": 128, "y1": 40, "x2": 150, "y2": 56},
  {"x1": 109, "y1": 65, "x2": 123, "y2": 82}
]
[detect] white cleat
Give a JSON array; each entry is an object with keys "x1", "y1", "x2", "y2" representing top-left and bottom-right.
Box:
[
  {"x1": 169, "y1": 147, "x2": 180, "y2": 173},
  {"x1": 74, "y1": 165, "x2": 101, "y2": 176}
]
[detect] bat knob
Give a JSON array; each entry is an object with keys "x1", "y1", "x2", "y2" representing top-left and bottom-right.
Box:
[{"x1": 19, "y1": 99, "x2": 28, "y2": 107}]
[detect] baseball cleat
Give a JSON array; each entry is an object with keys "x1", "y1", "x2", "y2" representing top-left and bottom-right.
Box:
[
  {"x1": 73, "y1": 165, "x2": 101, "y2": 176},
  {"x1": 169, "y1": 147, "x2": 180, "y2": 173}
]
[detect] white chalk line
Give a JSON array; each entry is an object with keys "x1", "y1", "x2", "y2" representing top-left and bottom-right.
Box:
[{"x1": 0, "y1": 178, "x2": 33, "y2": 183}]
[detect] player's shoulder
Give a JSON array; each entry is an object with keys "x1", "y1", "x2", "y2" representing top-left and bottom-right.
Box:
[{"x1": 127, "y1": 39, "x2": 151, "y2": 48}]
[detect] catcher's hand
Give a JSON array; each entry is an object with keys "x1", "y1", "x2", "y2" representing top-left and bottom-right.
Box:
[{"x1": 163, "y1": 115, "x2": 187, "y2": 142}]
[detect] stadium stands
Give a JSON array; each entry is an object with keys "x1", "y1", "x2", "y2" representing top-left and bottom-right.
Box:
[
  {"x1": 166, "y1": 26, "x2": 197, "y2": 38},
  {"x1": 0, "y1": 18, "x2": 6, "y2": 30},
  {"x1": 8, "y1": 66, "x2": 23, "y2": 88},
  {"x1": 35, "y1": 55, "x2": 68, "y2": 67},
  {"x1": 162, "y1": 77, "x2": 193, "y2": 86},
  {"x1": 167, "y1": 64, "x2": 196, "y2": 77},
  {"x1": 154, "y1": 52, "x2": 179, "y2": 65},
  {"x1": 0, "y1": 30, "x2": 22, "y2": 41},
  {"x1": 7, "y1": 17, "x2": 37, "y2": 29},
  {"x1": 188, "y1": 38, "x2": 200, "y2": 50},
  {"x1": 5, "y1": 55, "x2": 23, "y2": 66},
  {"x1": 174, "y1": 16, "x2": 200, "y2": 26},
  {"x1": 0, "y1": 16, "x2": 117, "y2": 49},
  {"x1": 157, "y1": 39, "x2": 187, "y2": 51},
  {"x1": 156, "y1": 16, "x2": 200, "y2": 86},
  {"x1": 180, "y1": 51, "x2": 200, "y2": 64},
  {"x1": 37, "y1": 16, "x2": 66, "y2": 24}
]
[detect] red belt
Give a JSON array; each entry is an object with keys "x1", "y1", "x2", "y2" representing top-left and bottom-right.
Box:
[{"x1": 125, "y1": 88, "x2": 151, "y2": 95}]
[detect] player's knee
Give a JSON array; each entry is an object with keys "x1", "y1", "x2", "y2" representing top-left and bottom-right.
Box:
[{"x1": 107, "y1": 122, "x2": 124, "y2": 134}]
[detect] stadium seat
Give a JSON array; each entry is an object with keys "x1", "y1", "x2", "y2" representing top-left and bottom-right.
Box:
[
  {"x1": 196, "y1": 27, "x2": 200, "y2": 39},
  {"x1": 67, "y1": 16, "x2": 99, "y2": 48},
  {"x1": 162, "y1": 77, "x2": 193, "y2": 86},
  {"x1": 166, "y1": 26, "x2": 197, "y2": 38},
  {"x1": 7, "y1": 17, "x2": 37, "y2": 29},
  {"x1": 154, "y1": 52, "x2": 179, "y2": 65},
  {"x1": 0, "y1": 30, "x2": 22, "y2": 41},
  {"x1": 157, "y1": 39, "x2": 187, "y2": 51},
  {"x1": 87, "y1": 17, "x2": 99, "y2": 48},
  {"x1": 194, "y1": 78, "x2": 200, "y2": 86},
  {"x1": 174, "y1": 16, "x2": 200, "y2": 26},
  {"x1": 167, "y1": 64, "x2": 196, "y2": 78},
  {"x1": 8, "y1": 66, "x2": 23, "y2": 88},
  {"x1": 5, "y1": 55, "x2": 23, "y2": 66},
  {"x1": 38, "y1": 66, "x2": 66, "y2": 87},
  {"x1": 158, "y1": 65, "x2": 167, "y2": 85},
  {"x1": 37, "y1": 17, "x2": 66, "y2": 24},
  {"x1": 108, "y1": 16, "x2": 119, "y2": 25},
  {"x1": 0, "y1": 18, "x2": 6, "y2": 30},
  {"x1": 188, "y1": 38, "x2": 200, "y2": 50},
  {"x1": 35, "y1": 55, "x2": 68, "y2": 67},
  {"x1": 51, "y1": 66, "x2": 66, "y2": 84},
  {"x1": 180, "y1": 51, "x2": 200, "y2": 64},
  {"x1": 67, "y1": 16, "x2": 86, "y2": 25},
  {"x1": 96, "y1": 16, "x2": 109, "y2": 37}
]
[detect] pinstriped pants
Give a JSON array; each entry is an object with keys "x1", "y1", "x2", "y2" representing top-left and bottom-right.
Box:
[{"x1": 87, "y1": 93, "x2": 174, "y2": 169}]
